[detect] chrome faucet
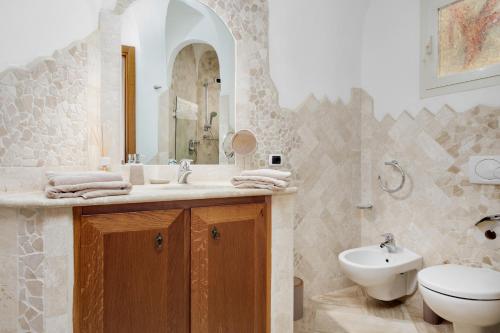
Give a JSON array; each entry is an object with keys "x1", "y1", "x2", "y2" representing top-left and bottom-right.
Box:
[
  {"x1": 380, "y1": 233, "x2": 397, "y2": 253},
  {"x1": 177, "y1": 159, "x2": 192, "y2": 184}
]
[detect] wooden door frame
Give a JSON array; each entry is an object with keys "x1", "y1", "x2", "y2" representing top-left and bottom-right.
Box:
[{"x1": 122, "y1": 45, "x2": 136, "y2": 160}]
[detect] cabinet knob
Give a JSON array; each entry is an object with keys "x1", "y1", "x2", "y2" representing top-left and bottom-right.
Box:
[
  {"x1": 211, "y1": 226, "x2": 221, "y2": 240},
  {"x1": 154, "y1": 233, "x2": 164, "y2": 251}
]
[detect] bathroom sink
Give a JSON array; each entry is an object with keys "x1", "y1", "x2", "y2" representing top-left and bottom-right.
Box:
[
  {"x1": 138, "y1": 183, "x2": 233, "y2": 191},
  {"x1": 167, "y1": 184, "x2": 233, "y2": 190},
  {"x1": 339, "y1": 245, "x2": 423, "y2": 301}
]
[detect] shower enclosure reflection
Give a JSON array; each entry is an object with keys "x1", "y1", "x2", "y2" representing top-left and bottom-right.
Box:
[{"x1": 171, "y1": 44, "x2": 222, "y2": 164}]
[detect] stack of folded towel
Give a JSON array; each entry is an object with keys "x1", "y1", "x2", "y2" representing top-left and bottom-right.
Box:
[
  {"x1": 45, "y1": 172, "x2": 132, "y2": 199},
  {"x1": 231, "y1": 169, "x2": 291, "y2": 191}
]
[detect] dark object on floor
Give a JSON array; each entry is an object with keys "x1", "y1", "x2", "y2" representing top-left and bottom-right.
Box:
[
  {"x1": 294, "y1": 277, "x2": 304, "y2": 321},
  {"x1": 423, "y1": 300, "x2": 444, "y2": 325}
]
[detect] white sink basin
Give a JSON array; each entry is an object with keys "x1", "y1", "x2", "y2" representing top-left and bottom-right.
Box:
[
  {"x1": 339, "y1": 245, "x2": 423, "y2": 301},
  {"x1": 138, "y1": 183, "x2": 233, "y2": 191},
  {"x1": 164, "y1": 183, "x2": 232, "y2": 190}
]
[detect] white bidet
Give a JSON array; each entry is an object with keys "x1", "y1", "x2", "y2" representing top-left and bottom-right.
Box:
[{"x1": 338, "y1": 245, "x2": 423, "y2": 301}]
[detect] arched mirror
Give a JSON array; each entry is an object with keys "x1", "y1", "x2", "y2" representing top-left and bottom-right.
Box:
[{"x1": 121, "y1": 0, "x2": 236, "y2": 165}]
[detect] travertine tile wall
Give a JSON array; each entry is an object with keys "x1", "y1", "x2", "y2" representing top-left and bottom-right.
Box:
[
  {"x1": 292, "y1": 89, "x2": 499, "y2": 333},
  {"x1": 290, "y1": 91, "x2": 362, "y2": 296},
  {"x1": 360, "y1": 91, "x2": 500, "y2": 270},
  {"x1": 289, "y1": 91, "x2": 362, "y2": 333}
]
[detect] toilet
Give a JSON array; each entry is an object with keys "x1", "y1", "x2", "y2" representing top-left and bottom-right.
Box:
[{"x1": 418, "y1": 264, "x2": 500, "y2": 333}]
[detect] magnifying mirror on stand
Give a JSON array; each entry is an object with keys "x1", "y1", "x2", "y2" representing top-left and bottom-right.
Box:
[{"x1": 222, "y1": 129, "x2": 257, "y2": 168}]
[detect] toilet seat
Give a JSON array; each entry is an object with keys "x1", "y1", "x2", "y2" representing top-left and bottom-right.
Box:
[{"x1": 418, "y1": 264, "x2": 500, "y2": 301}]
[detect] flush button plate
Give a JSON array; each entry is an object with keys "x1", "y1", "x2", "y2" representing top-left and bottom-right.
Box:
[{"x1": 469, "y1": 156, "x2": 500, "y2": 185}]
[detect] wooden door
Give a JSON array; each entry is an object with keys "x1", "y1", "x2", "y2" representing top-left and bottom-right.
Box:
[
  {"x1": 75, "y1": 209, "x2": 190, "y2": 333},
  {"x1": 191, "y1": 203, "x2": 270, "y2": 333}
]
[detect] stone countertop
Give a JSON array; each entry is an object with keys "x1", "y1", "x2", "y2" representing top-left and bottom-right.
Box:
[{"x1": 0, "y1": 182, "x2": 297, "y2": 208}]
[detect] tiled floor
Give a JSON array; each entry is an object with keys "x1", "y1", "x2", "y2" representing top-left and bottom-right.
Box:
[{"x1": 294, "y1": 286, "x2": 454, "y2": 333}]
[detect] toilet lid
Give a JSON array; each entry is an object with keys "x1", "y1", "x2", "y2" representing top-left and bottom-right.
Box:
[{"x1": 418, "y1": 265, "x2": 500, "y2": 300}]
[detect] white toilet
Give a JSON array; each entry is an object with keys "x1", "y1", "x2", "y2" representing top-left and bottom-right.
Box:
[{"x1": 418, "y1": 264, "x2": 500, "y2": 333}]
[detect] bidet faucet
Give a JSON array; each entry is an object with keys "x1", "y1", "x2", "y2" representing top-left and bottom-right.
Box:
[
  {"x1": 177, "y1": 159, "x2": 192, "y2": 184},
  {"x1": 380, "y1": 233, "x2": 397, "y2": 253}
]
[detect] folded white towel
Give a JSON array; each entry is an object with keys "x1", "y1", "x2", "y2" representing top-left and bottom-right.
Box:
[
  {"x1": 241, "y1": 169, "x2": 291, "y2": 180},
  {"x1": 46, "y1": 171, "x2": 123, "y2": 186},
  {"x1": 230, "y1": 174, "x2": 290, "y2": 191},
  {"x1": 45, "y1": 181, "x2": 132, "y2": 199}
]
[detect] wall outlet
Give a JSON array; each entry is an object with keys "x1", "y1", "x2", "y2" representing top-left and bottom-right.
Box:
[
  {"x1": 268, "y1": 154, "x2": 283, "y2": 166},
  {"x1": 469, "y1": 156, "x2": 500, "y2": 185}
]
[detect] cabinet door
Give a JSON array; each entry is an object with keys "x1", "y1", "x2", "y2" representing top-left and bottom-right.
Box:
[
  {"x1": 76, "y1": 209, "x2": 190, "y2": 333},
  {"x1": 191, "y1": 203, "x2": 270, "y2": 333}
]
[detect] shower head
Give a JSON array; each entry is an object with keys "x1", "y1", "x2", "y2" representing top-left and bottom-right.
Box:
[{"x1": 209, "y1": 112, "x2": 218, "y2": 125}]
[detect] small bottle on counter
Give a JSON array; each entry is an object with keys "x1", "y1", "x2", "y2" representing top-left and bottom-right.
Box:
[{"x1": 128, "y1": 154, "x2": 145, "y2": 185}]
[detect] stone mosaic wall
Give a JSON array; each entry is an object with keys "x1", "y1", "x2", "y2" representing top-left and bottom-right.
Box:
[
  {"x1": 0, "y1": 42, "x2": 89, "y2": 168},
  {"x1": 0, "y1": 208, "x2": 73, "y2": 333},
  {"x1": 360, "y1": 92, "x2": 500, "y2": 270},
  {"x1": 17, "y1": 208, "x2": 44, "y2": 333}
]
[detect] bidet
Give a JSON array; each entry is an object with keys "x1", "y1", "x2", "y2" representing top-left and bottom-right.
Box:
[{"x1": 338, "y1": 245, "x2": 423, "y2": 301}]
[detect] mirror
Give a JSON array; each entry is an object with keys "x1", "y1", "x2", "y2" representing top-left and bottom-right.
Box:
[
  {"x1": 232, "y1": 129, "x2": 257, "y2": 156},
  {"x1": 121, "y1": 0, "x2": 236, "y2": 165}
]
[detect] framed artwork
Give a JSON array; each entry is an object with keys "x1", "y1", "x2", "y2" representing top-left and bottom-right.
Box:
[{"x1": 421, "y1": 0, "x2": 500, "y2": 97}]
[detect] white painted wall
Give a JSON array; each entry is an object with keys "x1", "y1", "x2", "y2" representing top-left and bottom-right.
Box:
[
  {"x1": 361, "y1": 0, "x2": 500, "y2": 119},
  {"x1": 3, "y1": 0, "x2": 498, "y2": 124},
  {"x1": 0, "y1": 0, "x2": 116, "y2": 71},
  {"x1": 269, "y1": 0, "x2": 369, "y2": 109}
]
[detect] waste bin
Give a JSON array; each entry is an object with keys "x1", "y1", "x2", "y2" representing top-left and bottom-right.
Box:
[{"x1": 294, "y1": 277, "x2": 303, "y2": 321}]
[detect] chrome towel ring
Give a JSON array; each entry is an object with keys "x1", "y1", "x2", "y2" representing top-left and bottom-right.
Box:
[{"x1": 378, "y1": 160, "x2": 406, "y2": 193}]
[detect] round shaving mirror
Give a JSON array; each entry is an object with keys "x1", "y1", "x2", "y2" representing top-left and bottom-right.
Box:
[{"x1": 231, "y1": 129, "x2": 257, "y2": 156}]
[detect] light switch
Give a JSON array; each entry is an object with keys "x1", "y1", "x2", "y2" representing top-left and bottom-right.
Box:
[{"x1": 469, "y1": 156, "x2": 500, "y2": 185}]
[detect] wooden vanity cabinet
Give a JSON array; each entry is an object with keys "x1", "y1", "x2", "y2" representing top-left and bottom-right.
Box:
[
  {"x1": 73, "y1": 197, "x2": 270, "y2": 333},
  {"x1": 191, "y1": 203, "x2": 269, "y2": 333},
  {"x1": 74, "y1": 209, "x2": 190, "y2": 333}
]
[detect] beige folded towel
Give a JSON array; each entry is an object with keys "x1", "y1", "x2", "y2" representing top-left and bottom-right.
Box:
[
  {"x1": 241, "y1": 169, "x2": 291, "y2": 180},
  {"x1": 231, "y1": 175, "x2": 289, "y2": 188},
  {"x1": 45, "y1": 181, "x2": 132, "y2": 199},
  {"x1": 46, "y1": 172, "x2": 123, "y2": 186}
]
